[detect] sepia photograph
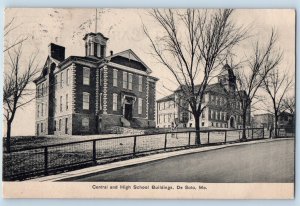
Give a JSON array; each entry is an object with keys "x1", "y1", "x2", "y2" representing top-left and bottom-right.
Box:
[{"x1": 2, "y1": 8, "x2": 295, "y2": 199}]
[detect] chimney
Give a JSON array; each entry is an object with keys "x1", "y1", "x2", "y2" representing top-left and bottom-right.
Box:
[
  {"x1": 48, "y1": 43, "x2": 65, "y2": 61},
  {"x1": 110, "y1": 50, "x2": 113, "y2": 56}
]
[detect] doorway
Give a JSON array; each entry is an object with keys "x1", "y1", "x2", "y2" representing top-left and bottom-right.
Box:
[
  {"x1": 229, "y1": 116, "x2": 235, "y2": 128},
  {"x1": 124, "y1": 103, "x2": 133, "y2": 120}
]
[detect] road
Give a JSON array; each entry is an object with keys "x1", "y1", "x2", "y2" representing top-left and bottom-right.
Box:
[{"x1": 63, "y1": 139, "x2": 294, "y2": 183}]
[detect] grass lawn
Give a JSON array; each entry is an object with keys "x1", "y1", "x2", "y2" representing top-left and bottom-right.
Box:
[{"x1": 3, "y1": 129, "x2": 265, "y2": 180}]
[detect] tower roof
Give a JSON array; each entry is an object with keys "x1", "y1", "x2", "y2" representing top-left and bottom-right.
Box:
[{"x1": 83, "y1": 32, "x2": 109, "y2": 40}]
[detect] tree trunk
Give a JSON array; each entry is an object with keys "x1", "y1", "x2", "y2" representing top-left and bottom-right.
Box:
[
  {"x1": 6, "y1": 120, "x2": 12, "y2": 153},
  {"x1": 241, "y1": 110, "x2": 247, "y2": 141},
  {"x1": 274, "y1": 113, "x2": 278, "y2": 138},
  {"x1": 194, "y1": 114, "x2": 201, "y2": 145}
]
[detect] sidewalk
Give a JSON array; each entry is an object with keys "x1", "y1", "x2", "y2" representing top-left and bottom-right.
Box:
[{"x1": 31, "y1": 138, "x2": 291, "y2": 182}]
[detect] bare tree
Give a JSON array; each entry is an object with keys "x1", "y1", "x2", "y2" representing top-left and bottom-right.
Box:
[
  {"x1": 3, "y1": 44, "x2": 39, "y2": 152},
  {"x1": 143, "y1": 9, "x2": 247, "y2": 145},
  {"x1": 262, "y1": 69, "x2": 293, "y2": 137},
  {"x1": 282, "y1": 95, "x2": 295, "y2": 115},
  {"x1": 235, "y1": 29, "x2": 282, "y2": 140},
  {"x1": 4, "y1": 17, "x2": 28, "y2": 52}
]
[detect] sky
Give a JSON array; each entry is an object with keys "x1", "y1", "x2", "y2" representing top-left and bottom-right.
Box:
[{"x1": 3, "y1": 8, "x2": 295, "y2": 136}]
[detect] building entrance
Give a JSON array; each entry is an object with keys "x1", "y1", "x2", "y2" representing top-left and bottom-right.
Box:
[{"x1": 124, "y1": 103, "x2": 133, "y2": 120}]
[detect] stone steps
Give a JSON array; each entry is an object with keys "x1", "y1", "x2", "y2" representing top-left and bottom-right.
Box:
[{"x1": 109, "y1": 126, "x2": 145, "y2": 135}]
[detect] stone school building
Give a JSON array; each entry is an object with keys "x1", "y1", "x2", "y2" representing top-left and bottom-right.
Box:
[
  {"x1": 156, "y1": 65, "x2": 251, "y2": 129},
  {"x1": 34, "y1": 32, "x2": 158, "y2": 136}
]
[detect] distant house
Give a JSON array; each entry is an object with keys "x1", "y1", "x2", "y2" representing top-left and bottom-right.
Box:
[
  {"x1": 34, "y1": 32, "x2": 158, "y2": 136},
  {"x1": 156, "y1": 65, "x2": 251, "y2": 129},
  {"x1": 278, "y1": 111, "x2": 295, "y2": 132},
  {"x1": 253, "y1": 111, "x2": 295, "y2": 134},
  {"x1": 253, "y1": 113, "x2": 274, "y2": 129},
  {"x1": 156, "y1": 94, "x2": 177, "y2": 128}
]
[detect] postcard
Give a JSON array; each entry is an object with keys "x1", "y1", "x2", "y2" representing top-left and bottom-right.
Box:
[{"x1": 2, "y1": 8, "x2": 295, "y2": 199}]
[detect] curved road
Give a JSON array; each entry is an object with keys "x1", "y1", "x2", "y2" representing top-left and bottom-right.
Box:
[{"x1": 64, "y1": 139, "x2": 294, "y2": 183}]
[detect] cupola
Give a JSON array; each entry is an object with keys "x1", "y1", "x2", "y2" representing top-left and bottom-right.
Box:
[{"x1": 83, "y1": 32, "x2": 109, "y2": 58}]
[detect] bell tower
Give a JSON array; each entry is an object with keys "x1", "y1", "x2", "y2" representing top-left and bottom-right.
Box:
[
  {"x1": 83, "y1": 32, "x2": 109, "y2": 58},
  {"x1": 218, "y1": 64, "x2": 236, "y2": 92}
]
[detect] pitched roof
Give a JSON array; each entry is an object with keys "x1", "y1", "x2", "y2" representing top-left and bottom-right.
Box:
[
  {"x1": 106, "y1": 49, "x2": 152, "y2": 74},
  {"x1": 156, "y1": 93, "x2": 175, "y2": 102},
  {"x1": 175, "y1": 83, "x2": 227, "y2": 94}
]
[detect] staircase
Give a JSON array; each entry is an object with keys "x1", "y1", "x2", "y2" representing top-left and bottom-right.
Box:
[
  {"x1": 110, "y1": 126, "x2": 145, "y2": 135},
  {"x1": 120, "y1": 117, "x2": 130, "y2": 127}
]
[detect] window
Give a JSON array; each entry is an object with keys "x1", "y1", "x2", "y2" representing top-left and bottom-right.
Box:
[
  {"x1": 202, "y1": 122, "x2": 205, "y2": 126},
  {"x1": 83, "y1": 67, "x2": 90, "y2": 85},
  {"x1": 65, "y1": 118, "x2": 68, "y2": 134},
  {"x1": 94, "y1": 43, "x2": 98, "y2": 56},
  {"x1": 37, "y1": 105, "x2": 40, "y2": 117},
  {"x1": 41, "y1": 103, "x2": 44, "y2": 116},
  {"x1": 41, "y1": 123, "x2": 43, "y2": 132},
  {"x1": 66, "y1": 94, "x2": 68, "y2": 110},
  {"x1": 164, "y1": 114, "x2": 167, "y2": 123},
  {"x1": 171, "y1": 101, "x2": 175, "y2": 108},
  {"x1": 54, "y1": 120, "x2": 56, "y2": 131},
  {"x1": 224, "y1": 112, "x2": 226, "y2": 121},
  {"x1": 88, "y1": 42, "x2": 91, "y2": 56},
  {"x1": 113, "y1": 69, "x2": 118, "y2": 87},
  {"x1": 138, "y1": 98, "x2": 143, "y2": 114},
  {"x1": 36, "y1": 86, "x2": 39, "y2": 98},
  {"x1": 123, "y1": 71, "x2": 128, "y2": 89},
  {"x1": 100, "y1": 45, "x2": 105, "y2": 57},
  {"x1": 165, "y1": 101, "x2": 169, "y2": 108},
  {"x1": 83, "y1": 92, "x2": 90, "y2": 110},
  {"x1": 202, "y1": 109, "x2": 205, "y2": 118},
  {"x1": 44, "y1": 103, "x2": 47, "y2": 116},
  {"x1": 60, "y1": 72, "x2": 64, "y2": 88},
  {"x1": 128, "y1": 73, "x2": 133, "y2": 90},
  {"x1": 41, "y1": 83, "x2": 44, "y2": 96},
  {"x1": 82, "y1": 118, "x2": 89, "y2": 129},
  {"x1": 210, "y1": 109, "x2": 214, "y2": 119},
  {"x1": 113, "y1": 93, "x2": 118, "y2": 111},
  {"x1": 66, "y1": 69, "x2": 69, "y2": 85},
  {"x1": 59, "y1": 119, "x2": 61, "y2": 131},
  {"x1": 138, "y1": 76, "x2": 143, "y2": 92},
  {"x1": 60, "y1": 96, "x2": 62, "y2": 112},
  {"x1": 161, "y1": 102, "x2": 165, "y2": 110}
]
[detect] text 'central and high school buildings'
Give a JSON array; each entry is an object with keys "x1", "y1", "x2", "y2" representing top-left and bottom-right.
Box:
[{"x1": 34, "y1": 32, "x2": 158, "y2": 136}]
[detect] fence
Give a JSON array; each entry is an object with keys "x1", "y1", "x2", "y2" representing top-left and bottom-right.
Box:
[
  {"x1": 274, "y1": 127, "x2": 295, "y2": 138},
  {"x1": 3, "y1": 127, "x2": 266, "y2": 180}
]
